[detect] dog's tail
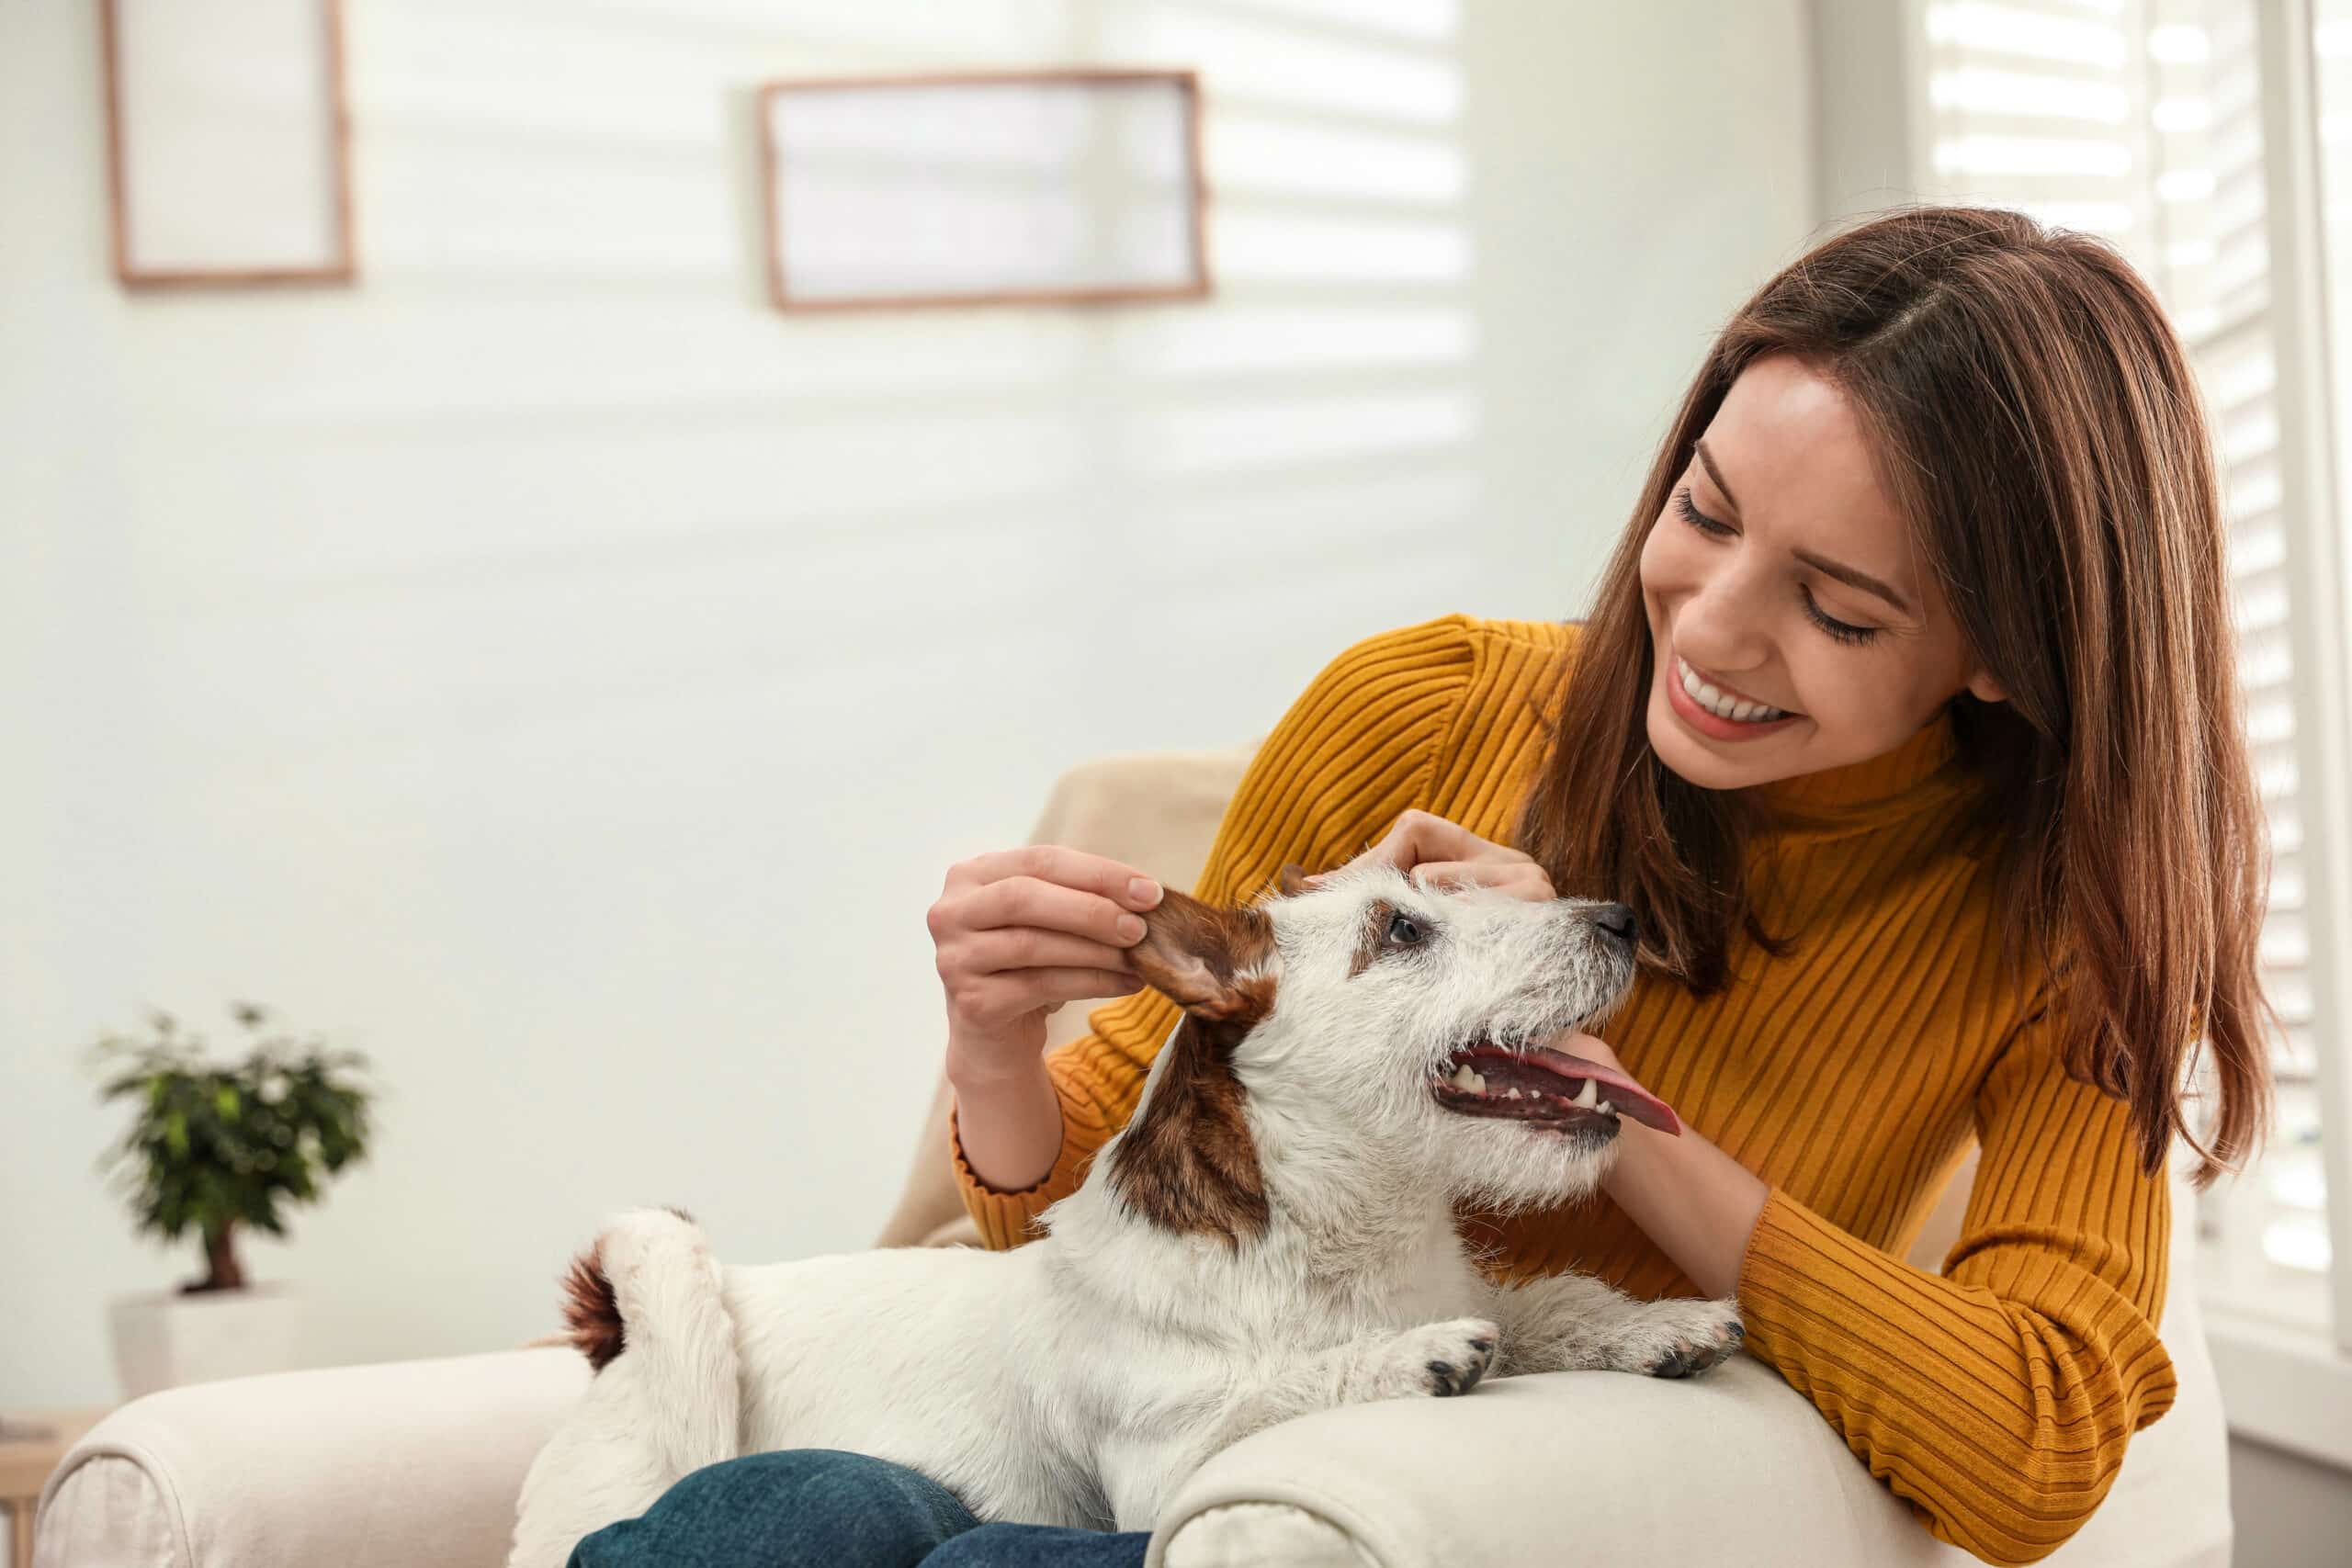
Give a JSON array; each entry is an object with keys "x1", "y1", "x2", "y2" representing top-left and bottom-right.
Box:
[
  {"x1": 557, "y1": 1206, "x2": 740, "y2": 1481},
  {"x1": 511, "y1": 1209, "x2": 741, "y2": 1566}
]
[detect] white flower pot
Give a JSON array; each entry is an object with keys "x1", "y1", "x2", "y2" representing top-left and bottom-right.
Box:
[{"x1": 107, "y1": 1283, "x2": 302, "y2": 1400}]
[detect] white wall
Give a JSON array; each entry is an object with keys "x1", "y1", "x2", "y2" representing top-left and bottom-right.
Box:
[{"x1": 0, "y1": 0, "x2": 1817, "y2": 1405}]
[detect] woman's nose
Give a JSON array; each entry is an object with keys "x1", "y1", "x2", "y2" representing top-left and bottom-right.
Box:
[{"x1": 1670, "y1": 570, "x2": 1775, "y2": 671}]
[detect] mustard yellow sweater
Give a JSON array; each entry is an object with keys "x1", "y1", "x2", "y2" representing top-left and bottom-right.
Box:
[{"x1": 953, "y1": 615, "x2": 2175, "y2": 1566}]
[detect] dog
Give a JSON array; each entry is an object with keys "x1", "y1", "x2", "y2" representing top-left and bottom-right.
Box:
[{"x1": 506, "y1": 861, "x2": 1744, "y2": 1566}]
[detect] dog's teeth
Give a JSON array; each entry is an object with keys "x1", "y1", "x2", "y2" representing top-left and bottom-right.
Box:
[
  {"x1": 1572, "y1": 1077, "x2": 1599, "y2": 1110},
  {"x1": 1450, "y1": 1064, "x2": 1487, "y2": 1093},
  {"x1": 1597, "y1": 1100, "x2": 1613, "y2": 1116},
  {"x1": 1504, "y1": 1087, "x2": 1522, "y2": 1100}
]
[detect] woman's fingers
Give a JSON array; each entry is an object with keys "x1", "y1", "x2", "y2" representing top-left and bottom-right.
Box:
[
  {"x1": 956, "y1": 874, "x2": 1150, "y2": 949},
  {"x1": 1408, "y1": 860, "x2": 1557, "y2": 901},
  {"x1": 1017, "y1": 967, "x2": 1149, "y2": 1004},
  {"x1": 956, "y1": 968, "x2": 1147, "y2": 1033},
  {"x1": 1302, "y1": 810, "x2": 1541, "y2": 891},
  {"x1": 1375, "y1": 809, "x2": 1500, "y2": 871},
  {"x1": 950, "y1": 845, "x2": 1162, "y2": 911},
  {"x1": 1306, "y1": 812, "x2": 1458, "y2": 883},
  {"x1": 960, "y1": 928, "x2": 1140, "y2": 977}
]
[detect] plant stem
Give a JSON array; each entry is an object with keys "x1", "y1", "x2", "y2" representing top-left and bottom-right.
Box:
[{"x1": 198, "y1": 1222, "x2": 245, "y2": 1292}]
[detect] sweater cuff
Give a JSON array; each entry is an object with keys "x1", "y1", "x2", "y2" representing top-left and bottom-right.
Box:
[
  {"x1": 949, "y1": 1096, "x2": 1096, "y2": 1251},
  {"x1": 1735, "y1": 1184, "x2": 1894, "y2": 1379}
]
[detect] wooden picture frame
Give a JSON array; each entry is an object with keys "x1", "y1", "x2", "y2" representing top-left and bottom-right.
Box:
[
  {"x1": 98, "y1": 0, "x2": 358, "y2": 288},
  {"x1": 756, "y1": 68, "x2": 1211, "y2": 313}
]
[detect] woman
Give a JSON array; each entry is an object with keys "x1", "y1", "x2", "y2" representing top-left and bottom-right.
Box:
[{"x1": 572, "y1": 206, "x2": 2272, "y2": 1568}]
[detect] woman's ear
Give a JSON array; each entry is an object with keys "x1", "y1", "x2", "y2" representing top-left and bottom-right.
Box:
[{"x1": 1965, "y1": 667, "x2": 2007, "y2": 705}]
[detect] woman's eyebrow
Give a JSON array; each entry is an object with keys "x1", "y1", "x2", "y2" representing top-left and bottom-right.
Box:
[
  {"x1": 1694, "y1": 438, "x2": 1915, "y2": 616},
  {"x1": 1792, "y1": 549, "x2": 1915, "y2": 616}
]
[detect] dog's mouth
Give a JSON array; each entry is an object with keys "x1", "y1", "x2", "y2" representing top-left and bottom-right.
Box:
[{"x1": 1430, "y1": 1040, "x2": 1681, "y2": 1136}]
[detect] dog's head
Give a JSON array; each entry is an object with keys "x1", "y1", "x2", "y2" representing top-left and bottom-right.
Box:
[{"x1": 1107, "y1": 862, "x2": 1669, "y2": 1247}]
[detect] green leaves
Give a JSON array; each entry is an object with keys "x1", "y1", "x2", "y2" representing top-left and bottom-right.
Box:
[{"x1": 88, "y1": 1000, "x2": 376, "y2": 1290}]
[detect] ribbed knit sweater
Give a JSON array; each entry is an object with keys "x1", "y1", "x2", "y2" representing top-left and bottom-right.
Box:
[{"x1": 952, "y1": 614, "x2": 2176, "y2": 1566}]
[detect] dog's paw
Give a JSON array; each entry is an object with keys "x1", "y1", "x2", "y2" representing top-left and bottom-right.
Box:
[
  {"x1": 1634, "y1": 1300, "x2": 1745, "y2": 1379},
  {"x1": 1362, "y1": 1316, "x2": 1500, "y2": 1400}
]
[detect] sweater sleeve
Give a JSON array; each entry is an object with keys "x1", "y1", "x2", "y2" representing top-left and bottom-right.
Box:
[
  {"x1": 1734, "y1": 998, "x2": 2178, "y2": 1566},
  {"x1": 951, "y1": 614, "x2": 1483, "y2": 1248}
]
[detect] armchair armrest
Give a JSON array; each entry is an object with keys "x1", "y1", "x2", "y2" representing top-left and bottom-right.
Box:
[
  {"x1": 36, "y1": 1348, "x2": 587, "y2": 1568},
  {"x1": 1148, "y1": 1357, "x2": 1966, "y2": 1568},
  {"x1": 1148, "y1": 1343, "x2": 2227, "y2": 1568}
]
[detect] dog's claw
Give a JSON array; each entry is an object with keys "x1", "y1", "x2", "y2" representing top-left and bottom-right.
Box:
[
  {"x1": 1363, "y1": 1317, "x2": 1500, "y2": 1402},
  {"x1": 1642, "y1": 1311, "x2": 1745, "y2": 1379},
  {"x1": 1424, "y1": 1356, "x2": 1486, "y2": 1396}
]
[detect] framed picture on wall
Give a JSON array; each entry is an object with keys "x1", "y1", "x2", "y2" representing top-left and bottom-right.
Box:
[
  {"x1": 98, "y1": 0, "x2": 357, "y2": 288},
  {"x1": 756, "y1": 68, "x2": 1211, "y2": 312}
]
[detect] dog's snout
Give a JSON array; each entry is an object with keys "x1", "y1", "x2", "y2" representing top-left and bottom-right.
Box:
[{"x1": 1590, "y1": 904, "x2": 1640, "y2": 949}]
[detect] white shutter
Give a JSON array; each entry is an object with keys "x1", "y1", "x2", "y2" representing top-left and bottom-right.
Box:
[{"x1": 1915, "y1": 0, "x2": 2334, "y2": 1330}]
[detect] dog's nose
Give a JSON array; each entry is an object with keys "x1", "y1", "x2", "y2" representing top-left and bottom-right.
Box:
[{"x1": 1591, "y1": 904, "x2": 1640, "y2": 949}]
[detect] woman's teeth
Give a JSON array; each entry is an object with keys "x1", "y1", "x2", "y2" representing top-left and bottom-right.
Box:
[{"x1": 1677, "y1": 658, "x2": 1790, "y2": 724}]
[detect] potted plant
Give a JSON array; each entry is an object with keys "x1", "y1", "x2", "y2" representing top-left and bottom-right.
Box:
[{"x1": 91, "y1": 1001, "x2": 375, "y2": 1398}]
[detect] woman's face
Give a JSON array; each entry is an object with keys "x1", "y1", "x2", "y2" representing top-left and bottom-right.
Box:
[{"x1": 1639, "y1": 352, "x2": 2005, "y2": 791}]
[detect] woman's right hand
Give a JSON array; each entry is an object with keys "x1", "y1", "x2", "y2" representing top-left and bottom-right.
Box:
[{"x1": 929, "y1": 847, "x2": 1165, "y2": 1082}]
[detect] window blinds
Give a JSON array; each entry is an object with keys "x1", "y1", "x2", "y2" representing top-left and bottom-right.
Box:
[{"x1": 1915, "y1": 0, "x2": 2333, "y2": 1327}]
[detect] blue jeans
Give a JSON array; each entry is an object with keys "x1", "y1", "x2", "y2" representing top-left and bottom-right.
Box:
[{"x1": 566, "y1": 1449, "x2": 1152, "y2": 1568}]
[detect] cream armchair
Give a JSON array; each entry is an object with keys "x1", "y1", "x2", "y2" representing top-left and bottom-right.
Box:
[{"x1": 36, "y1": 747, "x2": 2232, "y2": 1568}]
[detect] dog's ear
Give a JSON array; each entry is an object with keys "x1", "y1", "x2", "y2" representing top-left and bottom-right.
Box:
[
  {"x1": 1275, "y1": 862, "x2": 1314, "y2": 897},
  {"x1": 1128, "y1": 889, "x2": 1276, "y2": 1023}
]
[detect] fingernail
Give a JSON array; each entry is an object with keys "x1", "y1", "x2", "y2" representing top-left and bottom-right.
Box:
[
  {"x1": 1117, "y1": 914, "x2": 1147, "y2": 942},
  {"x1": 1128, "y1": 877, "x2": 1161, "y2": 908}
]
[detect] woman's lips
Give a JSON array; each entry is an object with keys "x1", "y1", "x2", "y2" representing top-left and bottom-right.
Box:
[{"x1": 1663, "y1": 650, "x2": 1804, "y2": 742}]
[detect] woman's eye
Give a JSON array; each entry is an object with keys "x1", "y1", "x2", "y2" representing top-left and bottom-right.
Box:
[
  {"x1": 1386, "y1": 912, "x2": 1426, "y2": 946},
  {"x1": 1672, "y1": 482, "x2": 1880, "y2": 648},
  {"x1": 1674, "y1": 488, "x2": 1735, "y2": 536},
  {"x1": 1801, "y1": 586, "x2": 1880, "y2": 647}
]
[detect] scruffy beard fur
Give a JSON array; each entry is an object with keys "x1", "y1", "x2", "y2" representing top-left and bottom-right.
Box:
[{"x1": 506, "y1": 865, "x2": 1745, "y2": 1567}]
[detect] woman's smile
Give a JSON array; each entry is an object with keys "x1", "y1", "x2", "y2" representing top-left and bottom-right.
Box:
[{"x1": 1660, "y1": 649, "x2": 1804, "y2": 742}]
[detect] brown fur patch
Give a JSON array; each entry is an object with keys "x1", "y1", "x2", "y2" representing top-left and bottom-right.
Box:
[
  {"x1": 1350, "y1": 898, "x2": 1399, "y2": 978},
  {"x1": 1110, "y1": 890, "x2": 1278, "y2": 1246},
  {"x1": 560, "y1": 1243, "x2": 625, "y2": 1371}
]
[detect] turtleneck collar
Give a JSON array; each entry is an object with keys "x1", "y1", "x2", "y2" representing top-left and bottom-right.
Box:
[{"x1": 1745, "y1": 705, "x2": 1964, "y2": 820}]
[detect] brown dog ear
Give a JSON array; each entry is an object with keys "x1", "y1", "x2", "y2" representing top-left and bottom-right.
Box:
[
  {"x1": 1127, "y1": 889, "x2": 1276, "y2": 1023},
  {"x1": 1275, "y1": 862, "x2": 1314, "y2": 897}
]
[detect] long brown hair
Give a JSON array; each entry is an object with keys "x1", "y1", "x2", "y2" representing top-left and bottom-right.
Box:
[{"x1": 1515, "y1": 204, "x2": 2272, "y2": 1184}]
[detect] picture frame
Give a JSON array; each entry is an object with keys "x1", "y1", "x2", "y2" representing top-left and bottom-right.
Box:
[
  {"x1": 756, "y1": 68, "x2": 1211, "y2": 313},
  {"x1": 97, "y1": 0, "x2": 358, "y2": 288}
]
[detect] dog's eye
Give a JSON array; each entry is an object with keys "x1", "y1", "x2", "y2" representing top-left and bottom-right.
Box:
[{"x1": 1385, "y1": 912, "x2": 1428, "y2": 947}]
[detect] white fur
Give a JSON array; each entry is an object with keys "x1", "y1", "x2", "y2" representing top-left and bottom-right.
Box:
[{"x1": 507, "y1": 866, "x2": 1744, "y2": 1565}]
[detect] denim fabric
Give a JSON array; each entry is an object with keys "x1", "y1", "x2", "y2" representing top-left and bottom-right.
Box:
[{"x1": 566, "y1": 1449, "x2": 1153, "y2": 1568}]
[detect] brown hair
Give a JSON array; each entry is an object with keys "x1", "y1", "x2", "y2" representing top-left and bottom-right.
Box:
[{"x1": 1514, "y1": 204, "x2": 2273, "y2": 1184}]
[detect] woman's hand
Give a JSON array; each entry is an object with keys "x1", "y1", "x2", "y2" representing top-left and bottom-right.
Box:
[
  {"x1": 1560, "y1": 1022, "x2": 1769, "y2": 1299},
  {"x1": 1305, "y1": 809, "x2": 1556, "y2": 903},
  {"x1": 1548, "y1": 1027, "x2": 1627, "y2": 1079},
  {"x1": 930, "y1": 847, "x2": 1163, "y2": 1084}
]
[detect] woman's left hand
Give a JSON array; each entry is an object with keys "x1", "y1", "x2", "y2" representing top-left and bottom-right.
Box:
[{"x1": 1304, "y1": 809, "x2": 1556, "y2": 903}]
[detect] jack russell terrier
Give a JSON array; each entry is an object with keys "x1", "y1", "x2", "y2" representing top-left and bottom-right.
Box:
[{"x1": 507, "y1": 862, "x2": 1744, "y2": 1566}]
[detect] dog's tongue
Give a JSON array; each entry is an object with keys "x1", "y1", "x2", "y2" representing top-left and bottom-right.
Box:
[{"x1": 1540, "y1": 1047, "x2": 1681, "y2": 1136}]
